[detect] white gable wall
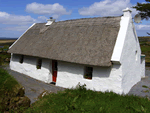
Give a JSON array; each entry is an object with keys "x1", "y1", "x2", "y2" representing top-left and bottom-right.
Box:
[
  {"x1": 111, "y1": 8, "x2": 145, "y2": 94},
  {"x1": 10, "y1": 54, "x2": 52, "y2": 83},
  {"x1": 120, "y1": 17, "x2": 142, "y2": 94},
  {"x1": 111, "y1": 16, "x2": 129, "y2": 62}
]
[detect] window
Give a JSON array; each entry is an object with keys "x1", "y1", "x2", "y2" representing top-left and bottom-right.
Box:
[
  {"x1": 84, "y1": 67, "x2": 93, "y2": 80},
  {"x1": 37, "y1": 58, "x2": 42, "y2": 69},
  {"x1": 19, "y1": 55, "x2": 24, "y2": 63},
  {"x1": 135, "y1": 50, "x2": 138, "y2": 61}
]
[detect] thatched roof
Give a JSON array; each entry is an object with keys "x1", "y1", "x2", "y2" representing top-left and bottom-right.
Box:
[{"x1": 8, "y1": 16, "x2": 121, "y2": 67}]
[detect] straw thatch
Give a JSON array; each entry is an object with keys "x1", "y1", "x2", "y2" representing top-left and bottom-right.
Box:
[{"x1": 8, "y1": 16, "x2": 121, "y2": 67}]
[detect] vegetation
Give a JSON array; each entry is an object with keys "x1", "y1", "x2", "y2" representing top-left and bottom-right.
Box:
[
  {"x1": 139, "y1": 36, "x2": 150, "y2": 63},
  {"x1": 0, "y1": 67, "x2": 20, "y2": 112},
  {"x1": 132, "y1": 0, "x2": 150, "y2": 35},
  {"x1": 0, "y1": 39, "x2": 15, "y2": 46},
  {"x1": 0, "y1": 68, "x2": 30, "y2": 112},
  {"x1": 132, "y1": 0, "x2": 150, "y2": 21},
  {"x1": 1, "y1": 66, "x2": 150, "y2": 113},
  {"x1": 24, "y1": 84, "x2": 150, "y2": 113},
  {"x1": 0, "y1": 68, "x2": 19, "y2": 98},
  {"x1": 0, "y1": 45, "x2": 11, "y2": 66}
]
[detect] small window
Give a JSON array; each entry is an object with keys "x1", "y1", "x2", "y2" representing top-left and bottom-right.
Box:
[
  {"x1": 37, "y1": 58, "x2": 42, "y2": 69},
  {"x1": 19, "y1": 55, "x2": 24, "y2": 63},
  {"x1": 135, "y1": 51, "x2": 138, "y2": 61},
  {"x1": 84, "y1": 67, "x2": 93, "y2": 80}
]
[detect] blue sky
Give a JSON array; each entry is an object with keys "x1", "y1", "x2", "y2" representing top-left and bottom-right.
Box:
[{"x1": 0, "y1": 0, "x2": 149, "y2": 38}]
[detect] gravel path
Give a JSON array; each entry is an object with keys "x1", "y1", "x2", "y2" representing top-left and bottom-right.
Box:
[
  {"x1": 2, "y1": 66, "x2": 150, "y2": 104},
  {"x1": 3, "y1": 66, "x2": 65, "y2": 104},
  {"x1": 128, "y1": 67, "x2": 150, "y2": 98}
]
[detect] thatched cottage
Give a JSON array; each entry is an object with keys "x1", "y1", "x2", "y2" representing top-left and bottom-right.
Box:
[{"x1": 8, "y1": 8, "x2": 145, "y2": 94}]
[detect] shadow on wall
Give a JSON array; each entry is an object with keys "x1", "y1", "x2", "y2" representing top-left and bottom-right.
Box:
[
  {"x1": 58, "y1": 61, "x2": 84, "y2": 76},
  {"x1": 11, "y1": 54, "x2": 51, "y2": 72},
  {"x1": 93, "y1": 66, "x2": 111, "y2": 78},
  {"x1": 12, "y1": 54, "x2": 21, "y2": 62},
  {"x1": 57, "y1": 60, "x2": 112, "y2": 79},
  {"x1": 11, "y1": 54, "x2": 116, "y2": 79}
]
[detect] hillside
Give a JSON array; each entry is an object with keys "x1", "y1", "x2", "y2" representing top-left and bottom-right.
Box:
[{"x1": 139, "y1": 36, "x2": 150, "y2": 63}]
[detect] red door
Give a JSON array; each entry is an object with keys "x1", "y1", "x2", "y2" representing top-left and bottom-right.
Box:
[{"x1": 52, "y1": 60, "x2": 57, "y2": 82}]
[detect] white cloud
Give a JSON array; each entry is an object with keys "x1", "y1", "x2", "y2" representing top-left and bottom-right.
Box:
[
  {"x1": 37, "y1": 16, "x2": 48, "y2": 22},
  {"x1": 79, "y1": 0, "x2": 138, "y2": 17},
  {"x1": 26, "y1": 2, "x2": 72, "y2": 19},
  {"x1": 4, "y1": 25, "x2": 30, "y2": 32},
  {"x1": 0, "y1": 11, "x2": 36, "y2": 25},
  {"x1": 135, "y1": 24, "x2": 150, "y2": 30}
]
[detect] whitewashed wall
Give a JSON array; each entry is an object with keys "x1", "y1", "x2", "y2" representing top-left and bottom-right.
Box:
[
  {"x1": 10, "y1": 54, "x2": 123, "y2": 94},
  {"x1": 56, "y1": 61, "x2": 123, "y2": 94},
  {"x1": 10, "y1": 54, "x2": 52, "y2": 83},
  {"x1": 120, "y1": 17, "x2": 142, "y2": 94}
]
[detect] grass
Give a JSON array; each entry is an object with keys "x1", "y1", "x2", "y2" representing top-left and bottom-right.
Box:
[
  {"x1": 24, "y1": 85, "x2": 150, "y2": 113},
  {"x1": 1, "y1": 68, "x2": 150, "y2": 113},
  {"x1": 0, "y1": 40, "x2": 16, "y2": 43},
  {"x1": 0, "y1": 68, "x2": 19, "y2": 96},
  {"x1": 139, "y1": 37, "x2": 150, "y2": 63},
  {"x1": 141, "y1": 46, "x2": 150, "y2": 52},
  {"x1": 0, "y1": 67, "x2": 23, "y2": 112},
  {"x1": 0, "y1": 39, "x2": 15, "y2": 46}
]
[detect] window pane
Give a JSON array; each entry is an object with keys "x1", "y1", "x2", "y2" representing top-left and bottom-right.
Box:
[
  {"x1": 84, "y1": 67, "x2": 93, "y2": 79},
  {"x1": 37, "y1": 59, "x2": 42, "y2": 69},
  {"x1": 19, "y1": 55, "x2": 24, "y2": 63}
]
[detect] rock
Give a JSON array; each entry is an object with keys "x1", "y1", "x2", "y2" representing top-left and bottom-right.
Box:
[
  {"x1": 16, "y1": 87, "x2": 25, "y2": 97},
  {"x1": 38, "y1": 90, "x2": 49, "y2": 99},
  {"x1": 9, "y1": 96, "x2": 30, "y2": 111},
  {"x1": 16, "y1": 96, "x2": 31, "y2": 108},
  {"x1": 12, "y1": 85, "x2": 25, "y2": 97}
]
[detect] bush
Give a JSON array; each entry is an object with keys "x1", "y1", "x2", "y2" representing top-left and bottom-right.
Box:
[{"x1": 0, "y1": 45, "x2": 11, "y2": 66}]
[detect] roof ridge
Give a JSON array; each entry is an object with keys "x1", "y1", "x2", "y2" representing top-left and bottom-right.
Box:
[
  {"x1": 37, "y1": 16, "x2": 122, "y2": 24},
  {"x1": 56, "y1": 16, "x2": 122, "y2": 23}
]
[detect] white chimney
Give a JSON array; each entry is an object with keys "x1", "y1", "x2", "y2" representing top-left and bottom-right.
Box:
[
  {"x1": 122, "y1": 7, "x2": 132, "y2": 17},
  {"x1": 45, "y1": 17, "x2": 55, "y2": 26}
]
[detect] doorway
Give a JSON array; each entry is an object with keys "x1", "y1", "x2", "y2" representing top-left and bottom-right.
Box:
[{"x1": 52, "y1": 60, "x2": 57, "y2": 84}]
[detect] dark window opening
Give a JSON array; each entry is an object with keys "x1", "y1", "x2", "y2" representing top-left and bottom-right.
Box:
[
  {"x1": 19, "y1": 55, "x2": 24, "y2": 63},
  {"x1": 37, "y1": 58, "x2": 42, "y2": 69},
  {"x1": 84, "y1": 67, "x2": 93, "y2": 80}
]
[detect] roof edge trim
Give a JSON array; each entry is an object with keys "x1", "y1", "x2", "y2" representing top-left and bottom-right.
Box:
[
  {"x1": 9, "y1": 23, "x2": 36, "y2": 49},
  {"x1": 111, "y1": 16, "x2": 130, "y2": 62}
]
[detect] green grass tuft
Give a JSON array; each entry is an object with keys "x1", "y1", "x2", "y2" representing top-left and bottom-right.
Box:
[
  {"x1": 142, "y1": 85, "x2": 149, "y2": 88},
  {"x1": 0, "y1": 67, "x2": 19, "y2": 96},
  {"x1": 25, "y1": 85, "x2": 150, "y2": 113}
]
